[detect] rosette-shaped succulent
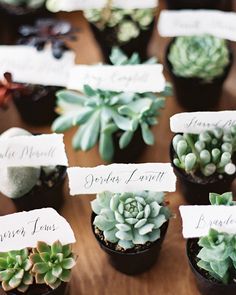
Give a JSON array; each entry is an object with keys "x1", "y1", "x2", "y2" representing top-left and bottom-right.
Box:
[
  {"x1": 168, "y1": 35, "x2": 230, "y2": 81},
  {"x1": 31, "y1": 241, "x2": 76, "y2": 290},
  {"x1": 91, "y1": 191, "x2": 171, "y2": 250},
  {"x1": 172, "y1": 126, "x2": 236, "y2": 177},
  {"x1": 0, "y1": 0, "x2": 45, "y2": 9},
  {"x1": 0, "y1": 249, "x2": 33, "y2": 293}
]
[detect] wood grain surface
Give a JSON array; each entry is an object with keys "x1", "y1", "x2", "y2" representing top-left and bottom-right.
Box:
[{"x1": 0, "y1": 1, "x2": 236, "y2": 294}]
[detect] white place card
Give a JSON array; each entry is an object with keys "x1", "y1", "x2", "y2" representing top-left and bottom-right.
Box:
[
  {"x1": 0, "y1": 134, "x2": 68, "y2": 167},
  {"x1": 170, "y1": 111, "x2": 236, "y2": 134},
  {"x1": 68, "y1": 163, "x2": 176, "y2": 195},
  {"x1": 46, "y1": 0, "x2": 158, "y2": 12},
  {"x1": 180, "y1": 205, "x2": 236, "y2": 238},
  {"x1": 68, "y1": 65, "x2": 166, "y2": 93},
  {"x1": 0, "y1": 46, "x2": 75, "y2": 87},
  {"x1": 0, "y1": 208, "x2": 76, "y2": 252},
  {"x1": 158, "y1": 10, "x2": 236, "y2": 42}
]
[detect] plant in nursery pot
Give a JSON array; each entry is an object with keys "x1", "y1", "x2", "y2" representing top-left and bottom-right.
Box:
[
  {"x1": 171, "y1": 126, "x2": 236, "y2": 204},
  {"x1": 187, "y1": 192, "x2": 236, "y2": 295},
  {"x1": 0, "y1": 127, "x2": 67, "y2": 212},
  {"x1": 0, "y1": 241, "x2": 76, "y2": 294},
  {"x1": 91, "y1": 191, "x2": 171, "y2": 275},
  {"x1": 166, "y1": 0, "x2": 231, "y2": 10},
  {"x1": 166, "y1": 35, "x2": 232, "y2": 111}
]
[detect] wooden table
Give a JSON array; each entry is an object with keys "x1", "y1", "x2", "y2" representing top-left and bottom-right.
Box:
[{"x1": 0, "y1": 1, "x2": 236, "y2": 294}]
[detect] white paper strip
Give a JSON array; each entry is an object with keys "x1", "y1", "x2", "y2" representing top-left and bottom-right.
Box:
[
  {"x1": 170, "y1": 111, "x2": 236, "y2": 134},
  {"x1": 0, "y1": 46, "x2": 75, "y2": 87},
  {"x1": 180, "y1": 205, "x2": 236, "y2": 238},
  {"x1": 0, "y1": 134, "x2": 68, "y2": 167},
  {"x1": 47, "y1": 0, "x2": 158, "y2": 12},
  {"x1": 68, "y1": 163, "x2": 176, "y2": 195},
  {"x1": 68, "y1": 65, "x2": 165, "y2": 93},
  {"x1": 0, "y1": 208, "x2": 76, "y2": 252},
  {"x1": 158, "y1": 10, "x2": 236, "y2": 42}
]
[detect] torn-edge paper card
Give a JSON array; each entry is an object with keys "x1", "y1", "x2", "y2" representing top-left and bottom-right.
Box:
[
  {"x1": 0, "y1": 208, "x2": 76, "y2": 252},
  {"x1": 170, "y1": 111, "x2": 236, "y2": 134},
  {"x1": 67, "y1": 65, "x2": 166, "y2": 93},
  {"x1": 0, "y1": 134, "x2": 68, "y2": 167},
  {"x1": 67, "y1": 163, "x2": 176, "y2": 195},
  {"x1": 158, "y1": 10, "x2": 236, "y2": 42},
  {"x1": 0, "y1": 46, "x2": 75, "y2": 87},
  {"x1": 180, "y1": 205, "x2": 236, "y2": 238}
]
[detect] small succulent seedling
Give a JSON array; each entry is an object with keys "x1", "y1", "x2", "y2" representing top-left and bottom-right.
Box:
[
  {"x1": 0, "y1": 0, "x2": 45, "y2": 9},
  {"x1": 91, "y1": 191, "x2": 171, "y2": 250}
]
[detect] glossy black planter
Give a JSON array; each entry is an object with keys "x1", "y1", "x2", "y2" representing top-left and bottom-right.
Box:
[
  {"x1": 187, "y1": 239, "x2": 236, "y2": 295},
  {"x1": 13, "y1": 85, "x2": 60, "y2": 126},
  {"x1": 11, "y1": 166, "x2": 67, "y2": 212},
  {"x1": 165, "y1": 40, "x2": 233, "y2": 111},
  {"x1": 166, "y1": 0, "x2": 231, "y2": 10},
  {"x1": 170, "y1": 143, "x2": 236, "y2": 205},
  {"x1": 92, "y1": 213, "x2": 168, "y2": 275},
  {"x1": 89, "y1": 22, "x2": 155, "y2": 64}
]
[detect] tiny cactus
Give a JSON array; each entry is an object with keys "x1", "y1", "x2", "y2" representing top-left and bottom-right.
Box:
[
  {"x1": 172, "y1": 126, "x2": 236, "y2": 177},
  {"x1": 0, "y1": 249, "x2": 33, "y2": 293},
  {"x1": 31, "y1": 241, "x2": 76, "y2": 290},
  {"x1": 91, "y1": 191, "x2": 171, "y2": 250}
]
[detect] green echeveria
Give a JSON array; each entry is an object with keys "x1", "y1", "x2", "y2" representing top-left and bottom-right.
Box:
[
  {"x1": 0, "y1": 249, "x2": 33, "y2": 293},
  {"x1": 197, "y1": 192, "x2": 236, "y2": 284},
  {"x1": 168, "y1": 35, "x2": 230, "y2": 81},
  {"x1": 31, "y1": 241, "x2": 76, "y2": 290},
  {"x1": 0, "y1": 0, "x2": 45, "y2": 9},
  {"x1": 91, "y1": 191, "x2": 171, "y2": 250},
  {"x1": 173, "y1": 126, "x2": 236, "y2": 177}
]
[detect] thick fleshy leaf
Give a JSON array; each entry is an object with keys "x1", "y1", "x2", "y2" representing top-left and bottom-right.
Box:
[
  {"x1": 35, "y1": 273, "x2": 45, "y2": 284},
  {"x1": 126, "y1": 99, "x2": 152, "y2": 114},
  {"x1": 0, "y1": 269, "x2": 14, "y2": 281},
  {"x1": 17, "y1": 283, "x2": 29, "y2": 293},
  {"x1": 30, "y1": 253, "x2": 43, "y2": 264},
  {"x1": 83, "y1": 85, "x2": 97, "y2": 97},
  {"x1": 151, "y1": 215, "x2": 167, "y2": 229},
  {"x1": 118, "y1": 240, "x2": 134, "y2": 250},
  {"x1": 40, "y1": 252, "x2": 50, "y2": 263},
  {"x1": 141, "y1": 122, "x2": 154, "y2": 145},
  {"x1": 148, "y1": 229, "x2": 161, "y2": 242},
  {"x1": 52, "y1": 265, "x2": 63, "y2": 278},
  {"x1": 126, "y1": 218, "x2": 138, "y2": 225},
  {"x1": 139, "y1": 224, "x2": 154, "y2": 235},
  {"x1": 57, "y1": 90, "x2": 86, "y2": 105},
  {"x1": 111, "y1": 111, "x2": 132, "y2": 131},
  {"x1": 44, "y1": 270, "x2": 57, "y2": 285},
  {"x1": 52, "y1": 241, "x2": 63, "y2": 254},
  {"x1": 133, "y1": 229, "x2": 149, "y2": 245},
  {"x1": 114, "y1": 211, "x2": 125, "y2": 223},
  {"x1": 59, "y1": 269, "x2": 71, "y2": 282},
  {"x1": 100, "y1": 208, "x2": 115, "y2": 222},
  {"x1": 150, "y1": 202, "x2": 161, "y2": 217},
  {"x1": 14, "y1": 269, "x2": 24, "y2": 280},
  {"x1": 91, "y1": 199, "x2": 102, "y2": 215},
  {"x1": 32, "y1": 262, "x2": 50, "y2": 274},
  {"x1": 115, "y1": 230, "x2": 132, "y2": 241},
  {"x1": 23, "y1": 272, "x2": 33, "y2": 285},
  {"x1": 94, "y1": 215, "x2": 115, "y2": 231},
  {"x1": 48, "y1": 278, "x2": 61, "y2": 290},
  {"x1": 61, "y1": 258, "x2": 76, "y2": 270},
  {"x1": 52, "y1": 114, "x2": 74, "y2": 132},
  {"x1": 8, "y1": 276, "x2": 22, "y2": 289},
  {"x1": 119, "y1": 131, "x2": 134, "y2": 149},
  {"x1": 37, "y1": 242, "x2": 50, "y2": 253},
  {"x1": 134, "y1": 218, "x2": 147, "y2": 229},
  {"x1": 110, "y1": 194, "x2": 120, "y2": 211},
  {"x1": 99, "y1": 132, "x2": 114, "y2": 162},
  {"x1": 116, "y1": 223, "x2": 131, "y2": 232},
  {"x1": 0, "y1": 258, "x2": 8, "y2": 269},
  {"x1": 62, "y1": 245, "x2": 71, "y2": 258},
  {"x1": 104, "y1": 228, "x2": 119, "y2": 243}
]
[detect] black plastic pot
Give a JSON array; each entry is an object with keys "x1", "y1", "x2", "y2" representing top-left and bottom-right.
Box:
[
  {"x1": 91, "y1": 213, "x2": 169, "y2": 275},
  {"x1": 187, "y1": 239, "x2": 236, "y2": 295},
  {"x1": 170, "y1": 142, "x2": 236, "y2": 205},
  {"x1": 89, "y1": 21, "x2": 155, "y2": 64},
  {"x1": 11, "y1": 165, "x2": 67, "y2": 212},
  {"x1": 165, "y1": 40, "x2": 233, "y2": 111},
  {"x1": 12, "y1": 85, "x2": 60, "y2": 126},
  {"x1": 166, "y1": 0, "x2": 231, "y2": 10}
]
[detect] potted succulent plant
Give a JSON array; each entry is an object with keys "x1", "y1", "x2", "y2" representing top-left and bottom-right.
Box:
[
  {"x1": 166, "y1": 0, "x2": 231, "y2": 10},
  {"x1": 0, "y1": 240, "x2": 76, "y2": 294},
  {"x1": 82, "y1": 5, "x2": 156, "y2": 63},
  {"x1": 0, "y1": 127, "x2": 67, "y2": 212},
  {"x1": 91, "y1": 191, "x2": 171, "y2": 275},
  {"x1": 170, "y1": 126, "x2": 236, "y2": 205},
  {"x1": 187, "y1": 192, "x2": 236, "y2": 295},
  {"x1": 166, "y1": 35, "x2": 233, "y2": 111}
]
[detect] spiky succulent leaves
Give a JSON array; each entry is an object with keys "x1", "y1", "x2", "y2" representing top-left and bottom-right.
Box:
[
  {"x1": 31, "y1": 241, "x2": 76, "y2": 290},
  {"x1": 172, "y1": 126, "x2": 236, "y2": 177},
  {"x1": 168, "y1": 35, "x2": 230, "y2": 82},
  {"x1": 91, "y1": 191, "x2": 171, "y2": 250},
  {"x1": 0, "y1": 249, "x2": 33, "y2": 293},
  {"x1": 0, "y1": 0, "x2": 45, "y2": 9},
  {"x1": 209, "y1": 192, "x2": 236, "y2": 206}
]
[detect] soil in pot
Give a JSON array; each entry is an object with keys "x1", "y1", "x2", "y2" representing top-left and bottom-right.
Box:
[
  {"x1": 166, "y1": 0, "x2": 231, "y2": 10},
  {"x1": 1, "y1": 165, "x2": 67, "y2": 213},
  {"x1": 91, "y1": 213, "x2": 169, "y2": 275},
  {"x1": 12, "y1": 85, "x2": 60, "y2": 126},
  {"x1": 187, "y1": 239, "x2": 236, "y2": 295},
  {"x1": 89, "y1": 21, "x2": 155, "y2": 64},
  {"x1": 165, "y1": 40, "x2": 233, "y2": 111},
  {"x1": 170, "y1": 143, "x2": 236, "y2": 205}
]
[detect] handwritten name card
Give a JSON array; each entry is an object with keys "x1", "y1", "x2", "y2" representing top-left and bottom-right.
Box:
[
  {"x1": 158, "y1": 10, "x2": 236, "y2": 42},
  {"x1": 68, "y1": 163, "x2": 176, "y2": 195},
  {"x1": 170, "y1": 111, "x2": 236, "y2": 134},
  {"x1": 0, "y1": 208, "x2": 76, "y2": 252},
  {"x1": 180, "y1": 205, "x2": 236, "y2": 238},
  {"x1": 0, "y1": 46, "x2": 75, "y2": 87},
  {"x1": 68, "y1": 65, "x2": 166, "y2": 93},
  {"x1": 47, "y1": 0, "x2": 158, "y2": 12},
  {"x1": 0, "y1": 134, "x2": 68, "y2": 167}
]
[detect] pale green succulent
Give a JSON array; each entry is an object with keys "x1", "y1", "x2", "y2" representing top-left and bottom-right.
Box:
[
  {"x1": 31, "y1": 241, "x2": 76, "y2": 290},
  {"x1": 0, "y1": 249, "x2": 33, "y2": 293},
  {"x1": 83, "y1": 8, "x2": 155, "y2": 43},
  {"x1": 168, "y1": 35, "x2": 230, "y2": 81},
  {"x1": 91, "y1": 191, "x2": 171, "y2": 250},
  {"x1": 0, "y1": 0, "x2": 45, "y2": 9},
  {"x1": 197, "y1": 192, "x2": 236, "y2": 284},
  {"x1": 173, "y1": 126, "x2": 236, "y2": 177}
]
